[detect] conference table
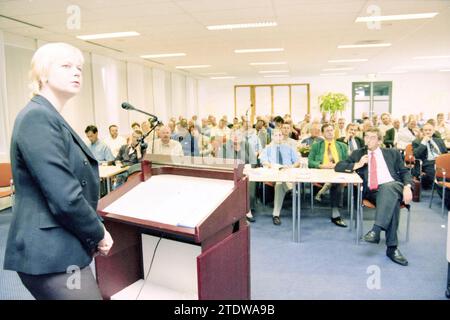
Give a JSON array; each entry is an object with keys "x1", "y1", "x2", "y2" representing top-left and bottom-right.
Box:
[
  {"x1": 99, "y1": 165, "x2": 129, "y2": 194},
  {"x1": 244, "y1": 165, "x2": 363, "y2": 244}
]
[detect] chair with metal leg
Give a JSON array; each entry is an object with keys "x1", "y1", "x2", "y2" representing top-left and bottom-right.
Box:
[
  {"x1": 360, "y1": 199, "x2": 411, "y2": 242},
  {"x1": 429, "y1": 153, "x2": 450, "y2": 218}
]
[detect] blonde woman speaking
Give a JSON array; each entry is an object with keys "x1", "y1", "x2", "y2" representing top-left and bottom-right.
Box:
[{"x1": 3, "y1": 42, "x2": 113, "y2": 299}]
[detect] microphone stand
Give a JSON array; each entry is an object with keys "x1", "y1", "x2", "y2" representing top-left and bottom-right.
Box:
[{"x1": 139, "y1": 120, "x2": 161, "y2": 154}]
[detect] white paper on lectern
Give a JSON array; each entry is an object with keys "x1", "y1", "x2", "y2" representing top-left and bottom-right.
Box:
[{"x1": 104, "y1": 174, "x2": 235, "y2": 228}]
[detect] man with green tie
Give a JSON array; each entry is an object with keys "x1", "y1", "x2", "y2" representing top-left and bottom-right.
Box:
[{"x1": 308, "y1": 123, "x2": 349, "y2": 227}]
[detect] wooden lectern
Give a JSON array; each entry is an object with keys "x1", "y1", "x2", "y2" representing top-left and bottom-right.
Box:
[{"x1": 95, "y1": 155, "x2": 250, "y2": 300}]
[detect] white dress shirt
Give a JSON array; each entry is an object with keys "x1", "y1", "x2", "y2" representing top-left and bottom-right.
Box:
[
  {"x1": 104, "y1": 135, "x2": 127, "y2": 158},
  {"x1": 151, "y1": 139, "x2": 184, "y2": 156},
  {"x1": 378, "y1": 124, "x2": 393, "y2": 137},
  {"x1": 367, "y1": 147, "x2": 394, "y2": 188},
  {"x1": 397, "y1": 127, "x2": 416, "y2": 150}
]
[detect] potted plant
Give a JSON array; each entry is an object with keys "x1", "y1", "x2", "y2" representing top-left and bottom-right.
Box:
[
  {"x1": 298, "y1": 144, "x2": 311, "y2": 158},
  {"x1": 318, "y1": 92, "x2": 349, "y2": 116}
]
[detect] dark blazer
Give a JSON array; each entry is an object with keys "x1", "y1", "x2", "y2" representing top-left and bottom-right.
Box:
[
  {"x1": 308, "y1": 140, "x2": 348, "y2": 169},
  {"x1": 335, "y1": 147, "x2": 412, "y2": 197},
  {"x1": 337, "y1": 136, "x2": 364, "y2": 150},
  {"x1": 383, "y1": 127, "x2": 397, "y2": 148},
  {"x1": 4, "y1": 95, "x2": 105, "y2": 275},
  {"x1": 116, "y1": 144, "x2": 147, "y2": 166},
  {"x1": 412, "y1": 137, "x2": 447, "y2": 166}
]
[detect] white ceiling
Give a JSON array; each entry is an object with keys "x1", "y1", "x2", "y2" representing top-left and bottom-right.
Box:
[{"x1": 1, "y1": 0, "x2": 450, "y2": 78}]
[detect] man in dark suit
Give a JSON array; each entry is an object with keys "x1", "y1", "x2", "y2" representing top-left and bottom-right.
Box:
[
  {"x1": 308, "y1": 123, "x2": 349, "y2": 227},
  {"x1": 383, "y1": 118, "x2": 401, "y2": 148},
  {"x1": 115, "y1": 130, "x2": 147, "y2": 167},
  {"x1": 335, "y1": 127, "x2": 413, "y2": 266},
  {"x1": 412, "y1": 123, "x2": 448, "y2": 189},
  {"x1": 337, "y1": 123, "x2": 364, "y2": 155}
]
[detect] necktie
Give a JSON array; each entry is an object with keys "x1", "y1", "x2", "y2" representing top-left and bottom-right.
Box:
[
  {"x1": 428, "y1": 140, "x2": 440, "y2": 158},
  {"x1": 349, "y1": 139, "x2": 354, "y2": 152},
  {"x1": 190, "y1": 135, "x2": 195, "y2": 156},
  {"x1": 369, "y1": 151, "x2": 378, "y2": 190},
  {"x1": 327, "y1": 142, "x2": 335, "y2": 164},
  {"x1": 276, "y1": 146, "x2": 283, "y2": 165}
]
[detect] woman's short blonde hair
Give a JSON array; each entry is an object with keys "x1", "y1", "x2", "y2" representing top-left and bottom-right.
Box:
[{"x1": 29, "y1": 42, "x2": 84, "y2": 96}]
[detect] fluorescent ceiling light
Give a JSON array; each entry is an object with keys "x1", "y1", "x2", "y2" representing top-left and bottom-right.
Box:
[
  {"x1": 175, "y1": 65, "x2": 211, "y2": 69},
  {"x1": 249, "y1": 62, "x2": 287, "y2": 66},
  {"x1": 141, "y1": 53, "x2": 186, "y2": 58},
  {"x1": 355, "y1": 12, "x2": 438, "y2": 22},
  {"x1": 439, "y1": 69, "x2": 450, "y2": 72},
  {"x1": 263, "y1": 75, "x2": 289, "y2": 78},
  {"x1": 392, "y1": 65, "x2": 425, "y2": 69},
  {"x1": 413, "y1": 55, "x2": 450, "y2": 60},
  {"x1": 328, "y1": 59, "x2": 368, "y2": 63},
  {"x1": 202, "y1": 72, "x2": 228, "y2": 75},
  {"x1": 338, "y1": 43, "x2": 391, "y2": 49},
  {"x1": 320, "y1": 73, "x2": 346, "y2": 76},
  {"x1": 77, "y1": 31, "x2": 139, "y2": 40},
  {"x1": 210, "y1": 76, "x2": 236, "y2": 79},
  {"x1": 322, "y1": 67, "x2": 354, "y2": 71},
  {"x1": 235, "y1": 48, "x2": 284, "y2": 53},
  {"x1": 258, "y1": 70, "x2": 289, "y2": 74},
  {"x1": 207, "y1": 21, "x2": 277, "y2": 30},
  {"x1": 378, "y1": 71, "x2": 407, "y2": 74}
]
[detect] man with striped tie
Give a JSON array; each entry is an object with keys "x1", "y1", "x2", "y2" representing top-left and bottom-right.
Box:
[
  {"x1": 412, "y1": 123, "x2": 447, "y2": 190},
  {"x1": 335, "y1": 128, "x2": 413, "y2": 266},
  {"x1": 337, "y1": 123, "x2": 364, "y2": 156},
  {"x1": 259, "y1": 129, "x2": 300, "y2": 225}
]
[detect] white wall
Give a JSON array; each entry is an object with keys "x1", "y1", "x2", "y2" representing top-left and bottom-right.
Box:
[
  {"x1": 198, "y1": 73, "x2": 450, "y2": 123},
  {"x1": 0, "y1": 31, "x2": 199, "y2": 160},
  {"x1": 0, "y1": 31, "x2": 9, "y2": 162}
]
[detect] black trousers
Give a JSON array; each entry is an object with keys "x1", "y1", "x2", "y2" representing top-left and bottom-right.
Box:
[
  {"x1": 365, "y1": 181, "x2": 404, "y2": 247},
  {"x1": 421, "y1": 162, "x2": 435, "y2": 189},
  {"x1": 330, "y1": 183, "x2": 344, "y2": 208},
  {"x1": 18, "y1": 266, "x2": 102, "y2": 300}
]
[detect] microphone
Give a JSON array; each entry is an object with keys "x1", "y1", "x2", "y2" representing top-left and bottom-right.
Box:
[
  {"x1": 361, "y1": 145, "x2": 368, "y2": 155},
  {"x1": 245, "y1": 105, "x2": 252, "y2": 116},
  {"x1": 121, "y1": 102, "x2": 158, "y2": 121}
]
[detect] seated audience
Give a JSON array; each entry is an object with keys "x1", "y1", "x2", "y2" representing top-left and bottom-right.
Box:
[
  {"x1": 301, "y1": 123, "x2": 324, "y2": 146},
  {"x1": 308, "y1": 123, "x2": 348, "y2": 227},
  {"x1": 378, "y1": 113, "x2": 393, "y2": 138},
  {"x1": 181, "y1": 125, "x2": 200, "y2": 157},
  {"x1": 337, "y1": 123, "x2": 364, "y2": 155},
  {"x1": 412, "y1": 123, "x2": 447, "y2": 189},
  {"x1": 334, "y1": 117, "x2": 346, "y2": 139},
  {"x1": 84, "y1": 125, "x2": 114, "y2": 164},
  {"x1": 151, "y1": 125, "x2": 184, "y2": 156},
  {"x1": 383, "y1": 119, "x2": 400, "y2": 148},
  {"x1": 259, "y1": 129, "x2": 300, "y2": 225},
  {"x1": 335, "y1": 128, "x2": 412, "y2": 266},
  {"x1": 115, "y1": 129, "x2": 147, "y2": 167},
  {"x1": 281, "y1": 122, "x2": 299, "y2": 150},
  {"x1": 105, "y1": 124, "x2": 127, "y2": 158},
  {"x1": 397, "y1": 119, "x2": 420, "y2": 150}
]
